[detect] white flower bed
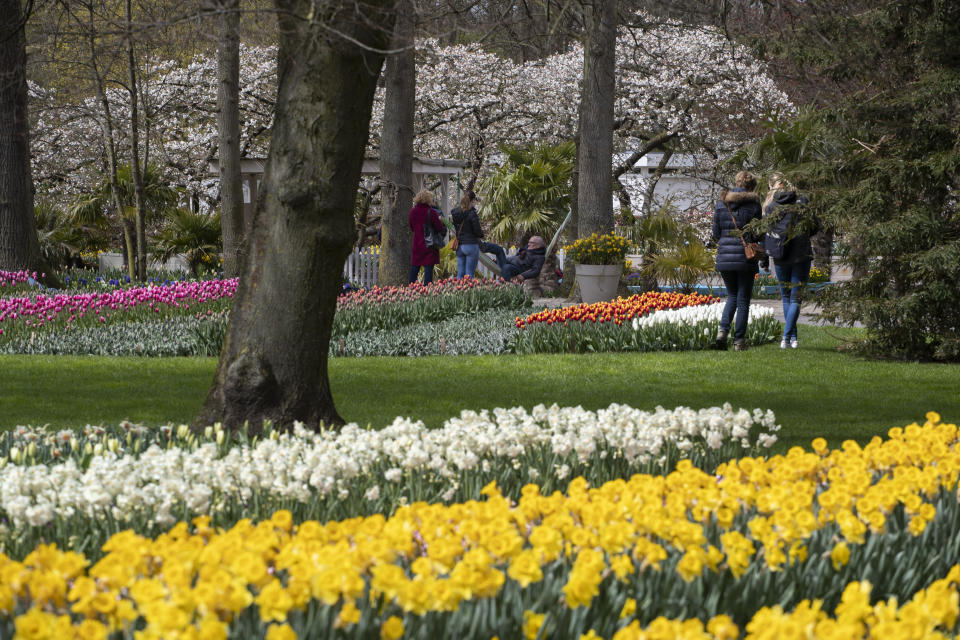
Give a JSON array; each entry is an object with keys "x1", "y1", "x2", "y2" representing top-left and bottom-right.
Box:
[
  {"x1": 0, "y1": 404, "x2": 778, "y2": 534},
  {"x1": 631, "y1": 302, "x2": 775, "y2": 330}
]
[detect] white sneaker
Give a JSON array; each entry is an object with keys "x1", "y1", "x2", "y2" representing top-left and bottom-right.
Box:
[
  {"x1": 790, "y1": 339, "x2": 799, "y2": 349},
  {"x1": 780, "y1": 339, "x2": 789, "y2": 349}
]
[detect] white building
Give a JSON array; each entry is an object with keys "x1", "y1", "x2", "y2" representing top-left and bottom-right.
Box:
[{"x1": 615, "y1": 152, "x2": 720, "y2": 217}]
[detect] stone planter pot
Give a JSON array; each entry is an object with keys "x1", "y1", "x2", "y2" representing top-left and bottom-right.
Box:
[{"x1": 576, "y1": 264, "x2": 621, "y2": 304}]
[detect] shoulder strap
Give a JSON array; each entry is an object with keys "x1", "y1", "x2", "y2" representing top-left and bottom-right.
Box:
[
  {"x1": 455, "y1": 212, "x2": 468, "y2": 236},
  {"x1": 728, "y1": 208, "x2": 749, "y2": 250}
]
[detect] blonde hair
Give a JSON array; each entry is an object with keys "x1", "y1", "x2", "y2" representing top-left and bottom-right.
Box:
[
  {"x1": 763, "y1": 172, "x2": 794, "y2": 210},
  {"x1": 734, "y1": 171, "x2": 757, "y2": 191},
  {"x1": 413, "y1": 189, "x2": 434, "y2": 206},
  {"x1": 459, "y1": 193, "x2": 473, "y2": 210}
]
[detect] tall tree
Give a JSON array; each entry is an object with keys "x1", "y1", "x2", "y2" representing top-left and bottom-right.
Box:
[
  {"x1": 576, "y1": 0, "x2": 617, "y2": 238},
  {"x1": 124, "y1": 0, "x2": 149, "y2": 281},
  {"x1": 738, "y1": 0, "x2": 960, "y2": 361},
  {"x1": 68, "y1": 0, "x2": 137, "y2": 279},
  {"x1": 213, "y1": 0, "x2": 245, "y2": 278},
  {"x1": 377, "y1": 0, "x2": 416, "y2": 286},
  {"x1": 0, "y1": 0, "x2": 52, "y2": 281},
  {"x1": 196, "y1": 0, "x2": 397, "y2": 433}
]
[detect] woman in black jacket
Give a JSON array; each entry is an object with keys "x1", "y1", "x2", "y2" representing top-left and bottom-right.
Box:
[
  {"x1": 763, "y1": 173, "x2": 818, "y2": 349},
  {"x1": 712, "y1": 171, "x2": 763, "y2": 351},
  {"x1": 450, "y1": 191, "x2": 484, "y2": 278}
]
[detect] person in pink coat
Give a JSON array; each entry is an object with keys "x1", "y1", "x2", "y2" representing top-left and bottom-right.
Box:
[{"x1": 409, "y1": 189, "x2": 445, "y2": 284}]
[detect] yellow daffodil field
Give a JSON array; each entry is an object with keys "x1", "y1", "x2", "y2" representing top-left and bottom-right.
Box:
[{"x1": 3, "y1": 412, "x2": 960, "y2": 638}]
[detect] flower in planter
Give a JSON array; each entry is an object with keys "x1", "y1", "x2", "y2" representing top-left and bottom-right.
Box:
[
  {"x1": 809, "y1": 266, "x2": 830, "y2": 283},
  {"x1": 563, "y1": 233, "x2": 630, "y2": 266}
]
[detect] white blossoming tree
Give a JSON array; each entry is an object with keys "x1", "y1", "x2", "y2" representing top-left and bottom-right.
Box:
[{"x1": 26, "y1": 12, "x2": 790, "y2": 246}]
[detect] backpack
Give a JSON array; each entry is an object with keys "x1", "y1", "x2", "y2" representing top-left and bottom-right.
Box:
[{"x1": 763, "y1": 210, "x2": 793, "y2": 260}]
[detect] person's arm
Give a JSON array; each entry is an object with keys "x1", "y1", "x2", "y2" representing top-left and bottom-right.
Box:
[
  {"x1": 519, "y1": 253, "x2": 545, "y2": 281},
  {"x1": 712, "y1": 205, "x2": 722, "y2": 242}
]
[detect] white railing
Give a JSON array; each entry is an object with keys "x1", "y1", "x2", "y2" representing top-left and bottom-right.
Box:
[
  {"x1": 343, "y1": 246, "x2": 381, "y2": 287},
  {"x1": 343, "y1": 246, "x2": 565, "y2": 288}
]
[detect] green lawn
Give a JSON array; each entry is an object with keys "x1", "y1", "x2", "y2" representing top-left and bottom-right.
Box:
[{"x1": 2, "y1": 325, "x2": 957, "y2": 450}]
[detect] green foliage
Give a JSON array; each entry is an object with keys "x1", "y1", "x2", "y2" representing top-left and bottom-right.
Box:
[
  {"x1": 0, "y1": 315, "x2": 227, "y2": 357},
  {"x1": 5, "y1": 326, "x2": 960, "y2": 454},
  {"x1": 332, "y1": 281, "x2": 531, "y2": 338},
  {"x1": 153, "y1": 208, "x2": 222, "y2": 276},
  {"x1": 512, "y1": 313, "x2": 780, "y2": 355},
  {"x1": 33, "y1": 200, "x2": 108, "y2": 268},
  {"x1": 739, "y1": 1, "x2": 960, "y2": 361},
  {"x1": 479, "y1": 141, "x2": 575, "y2": 243},
  {"x1": 624, "y1": 208, "x2": 715, "y2": 292},
  {"x1": 331, "y1": 309, "x2": 519, "y2": 357},
  {"x1": 69, "y1": 164, "x2": 179, "y2": 227}
]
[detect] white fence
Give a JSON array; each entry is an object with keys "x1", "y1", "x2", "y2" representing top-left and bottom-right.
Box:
[
  {"x1": 98, "y1": 253, "x2": 190, "y2": 273},
  {"x1": 343, "y1": 246, "x2": 565, "y2": 288},
  {"x1": 99, "y1": 247, "x2": 564, "y2": 288}
]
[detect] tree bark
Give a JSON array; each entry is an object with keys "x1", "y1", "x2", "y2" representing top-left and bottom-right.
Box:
[
  {"x1": 576, "y1": 0, "x2": 618, "y2": 238},
  {"x1": 215, "y1": 0, "x2": 245, "y2": 278},
  {"x1": 195, "y1": 0, "x2": 396, "y2": 435},
  {"x1": 378, "y1": 0, "x2": 416, "y2": 287},
  {"x1": 82, "y1": 3, "x2": 130, "y2": 280},
  {"x1": 125, "y1": 0, "x2": 148, "y2": 281},
  {"x1": 0, "y1": 0, "x2": 50, "y2": 280},
  {"x1": 641, "y1": 149, "x2": 672, "y2": 217}
]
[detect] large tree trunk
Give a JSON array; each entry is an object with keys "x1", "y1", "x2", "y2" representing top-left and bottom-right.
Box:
[
  {"x1": 196, "y1": 0, "x2": 396, "y2": 435},
  {"x1": 0, "y1": 0, "x2": 52, "y2": 281},
  {"x1": 576, "y1": 0, "x2": 618, "y2": 237},
  {"x1": 215, "y1": 0, "x2": 245, "y2": 278},
  {"x1": 125, "y1": 0, "x2": 148, "y2": 281},
  {"x1": 377, "y1": 0, "x2": 416, "y2": 287}
]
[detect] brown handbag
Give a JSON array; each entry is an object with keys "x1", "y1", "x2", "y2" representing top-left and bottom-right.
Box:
[{"x1": 728, "y1": 209, "x2": 765, "y2": 262}]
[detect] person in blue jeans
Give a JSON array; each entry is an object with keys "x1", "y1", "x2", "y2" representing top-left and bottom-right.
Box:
[
  {"x1": 450, "y1": 191, "x2": 484, "y2": 278},
  {"x1": 711, "y1": 171, "x2": 763, "y2": 351},
  {"x1": 762, "y1": 173, "x2": 820, "y2": 349},
  {"x1": 480, "y1": 236, "x2": 547, "y2": 282}
]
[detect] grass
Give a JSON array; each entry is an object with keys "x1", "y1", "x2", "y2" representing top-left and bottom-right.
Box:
[{"x1": 1, "y1": 325, "x2": 958, "y2": 451}]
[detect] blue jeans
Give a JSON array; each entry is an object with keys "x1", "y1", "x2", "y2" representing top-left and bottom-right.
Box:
[
  {"x1": 409, "y1": 265, "x2": 434, "y2": 284},
  {"x1": 719, "y1": 270, "x2": 755, "y2": 341},
  {"x1": 775, "y1": 259, "x2": 811, "y2": 340},
  {"x1": 480, "y1": 242, "x2": 520, "y2": 279},
  {"x1": 456, "y1": 243, "x2": 480, "y2": 278}
]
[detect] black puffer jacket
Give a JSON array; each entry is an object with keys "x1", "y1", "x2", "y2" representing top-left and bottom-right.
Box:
[
  {"x1": 764, "y1": 191, "x2": 818, "y2": 264},
  {"x1": 509, "y1": 246, "x2": 546, "y2": 280},
  {"x1": 712, "y1": 189, "x2": 763, "y2": 272},
  {"x1": 450, "y1": 206, "x2": 484, "y2": 245}
]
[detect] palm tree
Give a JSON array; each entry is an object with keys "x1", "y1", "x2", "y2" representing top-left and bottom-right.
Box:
[
  {"x1": 479, "y1": 141, "x2": 575, "y2": 244},
  {"x1": 154, "y1": 208, "x2": 222, "y2": 277},
  {"x1": 68, "y1": 164, "x2": 179, "y2": 276},
  {"x1": 630, "y1": 208, "x2": 714, "y2": 293},
  {"x1": 34, "y1": 200, "x2": 108, "y2": 269}
]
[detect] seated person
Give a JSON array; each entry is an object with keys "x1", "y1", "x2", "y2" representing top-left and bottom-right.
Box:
[{"x1": 480, "y1": 236, "x2": 547, "y2": 283}]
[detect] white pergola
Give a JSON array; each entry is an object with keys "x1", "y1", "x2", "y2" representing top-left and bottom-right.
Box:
[{"x1": 209, "y1": 156, "x2": 468, "y2": 232}]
